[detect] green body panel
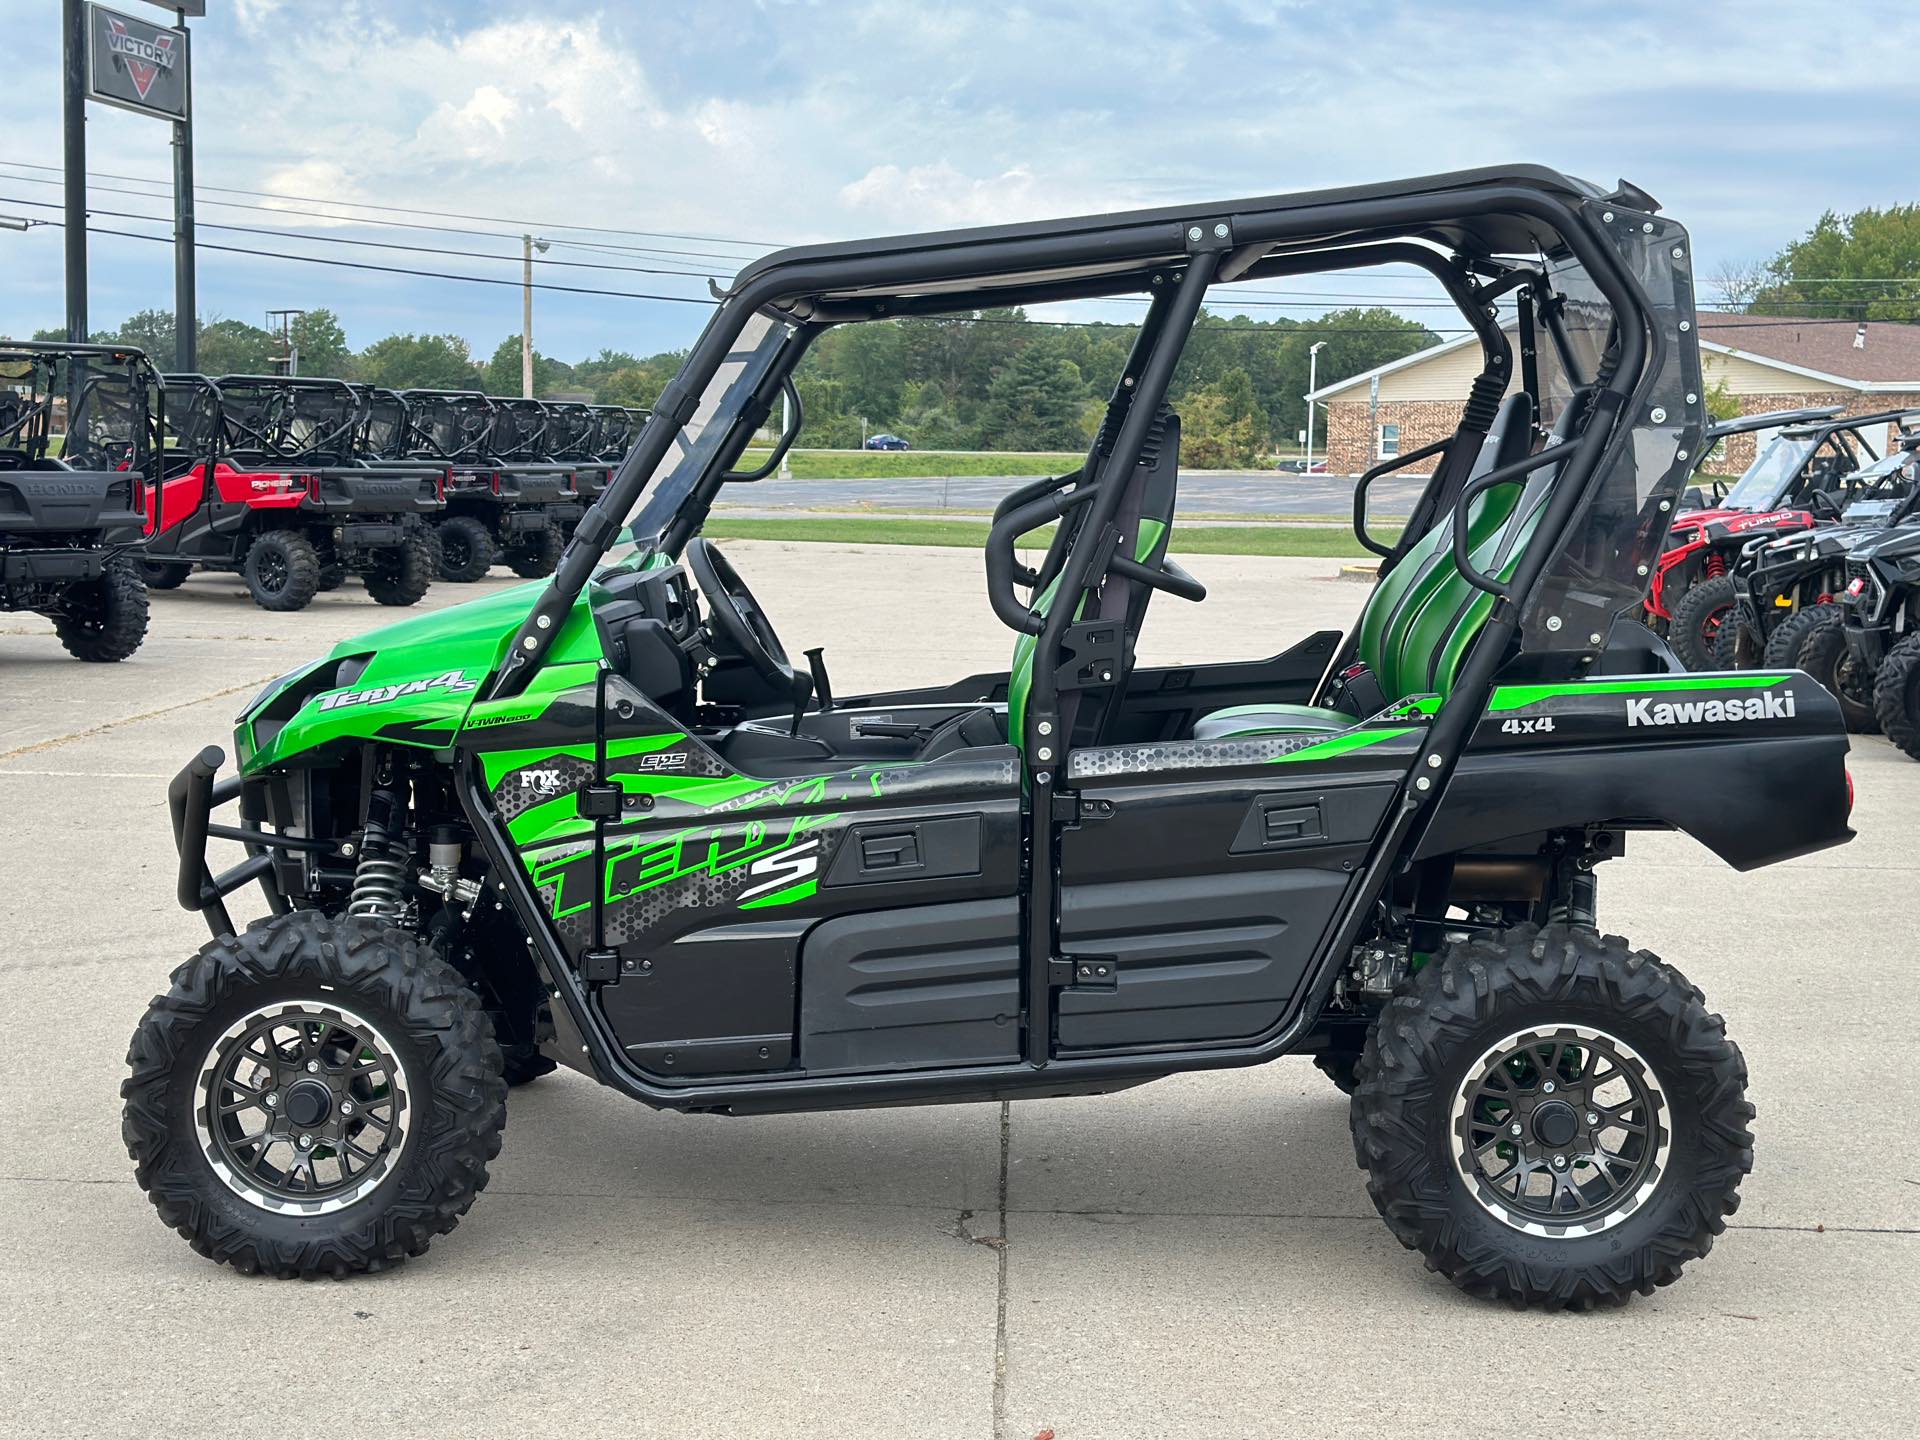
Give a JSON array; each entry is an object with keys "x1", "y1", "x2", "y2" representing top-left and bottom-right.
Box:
[
  {"x1": 1395, "y1": 673, "x2": 1795, "y2": 718},
  {"x1": 1271, "y1": 725, "x2": 1417, "y2": 763},
  {"x1": 237, "y1": 580, "x2": 607, "y2": 774}
]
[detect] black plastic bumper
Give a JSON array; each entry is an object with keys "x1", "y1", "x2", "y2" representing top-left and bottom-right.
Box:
[{"x1": 0, "y1": 545, "x2": 116, "y2": 586}]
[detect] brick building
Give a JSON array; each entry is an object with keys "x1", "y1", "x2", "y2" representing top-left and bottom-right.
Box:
[{"x1": 1311, "y1": 315, "x2": 1920, "y2": 477}]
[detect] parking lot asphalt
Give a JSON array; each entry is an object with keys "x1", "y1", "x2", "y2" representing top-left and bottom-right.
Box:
[{"x1": 2, "y1": 543, "x2": 1915, "y2": 1439}]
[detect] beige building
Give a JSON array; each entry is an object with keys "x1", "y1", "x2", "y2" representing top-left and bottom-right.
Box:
[{"x1": 1311, "y1": 314, "x2": 1920, "y2": 477}]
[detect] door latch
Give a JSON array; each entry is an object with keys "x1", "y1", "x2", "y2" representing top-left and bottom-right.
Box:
[{"x1": 1049, "y1": 955, "x2": 1119, "y2": 991}]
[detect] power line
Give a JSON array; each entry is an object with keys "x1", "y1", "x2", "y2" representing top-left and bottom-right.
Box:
[
  {"x1": 0, "y1": 158, "x2": 779, "y2": 254},
  {"x1": 0, "y1": 192, "x2": 730, "y2": 282},
  {"x1": 0, "y1": 165, "x2": 763, "y2": 267}
]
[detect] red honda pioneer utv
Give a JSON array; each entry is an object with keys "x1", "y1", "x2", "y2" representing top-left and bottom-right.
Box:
[
  {"x1": 142, "y1": 375, "x2": 444, "y2": 611},
  {"x1": 132, "y1": 167, "x2": 1856, "y2": 1308},
  {"x1": 568, "y1": 405, "x2": 647, "y2": 515},
  {"x1": 1650, "y1": 406, "x2": 1920, "y2": 668},
  {"x1": 0, "y1": 341, "x2": 154, "y2": 660}
]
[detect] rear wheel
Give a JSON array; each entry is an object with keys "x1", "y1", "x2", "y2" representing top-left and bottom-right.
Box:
[
  {"x1": 1872, "y1": 634, "x2": 1920, "y2": 760},
  {"x1": 1795, "y1": 613, "x2": 1878, "y2": 733},
  {"x1": 364, "y1": 531, "x2": 437, "y2": 607},
  {"x1": 121, "y1": 911, "x2": 506, "y2": 1278},
  {"x1": 504, "y1": 524, "x2": 562, "y2": 579},
  {"x1": 141, "y1": 561, "x2": 192, "y2": 590},
  {"x1": 52, "y1": 554, "x2": 150, "y2": 661},
  {"x1": 435, "y1": 515, "x2": 496, "y2": 583},
  {"x1": 1352, "y1": 924, "x2": 1752, "y2": 1309},
  {"x1": 1314, "y1": 1049, "x2": 1362, "y2": 1096},
  {"x1": 1669, "y1": 574, "x2": 1736, "y2": 671},
  {"x1": 244, "y1": 529, "x2": 321, "y2": 612}
]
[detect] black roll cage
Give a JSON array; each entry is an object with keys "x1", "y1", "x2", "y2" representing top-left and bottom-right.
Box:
[{"x1": 379, "y1": 170, "x2": 1702, "y2": 1106}]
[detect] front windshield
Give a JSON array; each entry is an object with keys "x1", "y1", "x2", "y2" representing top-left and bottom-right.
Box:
[
  {"x1": 620, "y1": 311, "x2": 787, "y2": 550},
  {"x1": 1721, "y1": 434, "x2": 1814, "y2": 511}
]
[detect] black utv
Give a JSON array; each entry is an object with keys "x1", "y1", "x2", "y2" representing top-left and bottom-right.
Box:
[
  {"x1": 403, "y1": 392, "x2": 579, "y2": 581},
  {"x1": 142, "y1": 375, "x2": 444, "y2": 611},
  {"x1": 129, "y1": 167, "x2": 1854, "y2": 1309},
  {"x1": 1835, "y1": 511, "x2": 1920, "y2": 756},
  {"x1": 1717, "y1": 432, "x2": 1920, "y2": 729},
  {"x1": 0, "y1": 341, "x2": 152, "y2": 660}
]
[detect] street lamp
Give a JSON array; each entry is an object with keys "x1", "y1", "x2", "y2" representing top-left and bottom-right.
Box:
[
  {"x1": 1304, "y1": 340, "x2": 1328, "y2": 473},
  {"x1": 522, "y1": 234, "x2": 550, "y2": 398}
]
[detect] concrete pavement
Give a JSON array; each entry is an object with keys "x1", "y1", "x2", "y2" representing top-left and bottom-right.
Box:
[{"x1": 1, "y1": 546, "x2": 1914, "y2": 1439}]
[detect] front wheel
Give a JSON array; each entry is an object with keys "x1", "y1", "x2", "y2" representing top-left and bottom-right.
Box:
[
  {"x1": 1794, "y1": 613, "x2": 1879, "y2": 733},
  {"x1": 244, "y1": 529, "x2": 321, "y2": 612},
  {"x1": 1873, "y1": 633, "x2": 1920, "y2": 760},
  {"x1": 1669, "y1": 574, "x2": 1736, "y2": 672},
  {"x1": 141, "y1": 561, "x2": 193, "y2": 590},
  {"x1": 1351, "y1": 924, "x2": 1752, "y2": 1309},
  {"x1": 435, "y1": 515, "x2": 496, "y2": 583},
  {"x1": 122, "y1": 912, "x2": 506, "y2": 1278}
]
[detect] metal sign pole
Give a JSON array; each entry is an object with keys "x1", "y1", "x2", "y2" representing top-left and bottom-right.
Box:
[
  {"x1": 172, "y1": 9, "x2": 194, "y2": 369},
  {"x1": 63, "y1": 0, "x2": 88, "y2": 342}
]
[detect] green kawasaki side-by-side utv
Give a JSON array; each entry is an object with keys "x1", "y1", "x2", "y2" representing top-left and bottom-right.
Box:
[{"x1": 125, "y1": 166, "x2": 1855, "y2": 1308}]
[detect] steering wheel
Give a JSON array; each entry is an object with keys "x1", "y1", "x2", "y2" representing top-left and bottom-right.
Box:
[{"x1": 684, "y1": 537, "x2": 800, "y2": 691}]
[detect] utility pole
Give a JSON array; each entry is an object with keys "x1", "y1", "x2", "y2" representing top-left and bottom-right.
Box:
[
  {"x1": 266, "y1": 309, "x2": 305, "y2": 376},
  {"x1": 1305, "y1": 340, "x2": 1327, "y2": 472},
  {"x1": 62, "y1": 0, "x2": 87, "y2": 342},
  {"x1": 172, "y1": 7, "x2": 195, "y2": 370},
  {"x1": 521, "y1": 234, "x2": 548, "y2": 398}
]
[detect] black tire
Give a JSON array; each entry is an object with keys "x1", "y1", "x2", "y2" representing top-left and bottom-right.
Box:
[
  {"x1": 52, "y1": 553, "x2": 150, "y2": 661},
  {"x1": 122, "y1": 911, "x2": 506, "y2": 1279},
  {"x1": 1351, "y1": 924, "x2": 1753, "y2": 1310},
  {"x1": 435, "y1": 515, "x2": 497, "y2": 583},
  {"x1": 501, "y1": 1045, "x2": 558, "y2": 1088},
  {"x1": 1314, "y1": 1049, "x2": 1362, "y2": 1096},
  {"x1": 1711, "y1": 606, "x2": 1761, "y2": 669},
  {"x1": 504, "y1": 524, "x2": 562, "y2": 579},
  {"x1": 1794, "y1": 613, "x2": 1878, "y2": 733},
  {"x1": 1761, "y1": 602, "x2": 1839, "y2": 670},
  {"x1": 141, "y1": 561, "x2": 193, "y2": 590},
  {"x1": 1872, "y1": 633, "x2": 1920, "y2": 760},
  {"x1": 1669, "y1": 574, "x2": 1736, "y2": 671},
  {"x1": 363, "y1": 531, "x2": 436, "y2": 607},
  {"x1": 317, "y1": 564, "x2": 348, "y2": 592},
  {"x1": 244, "y1": 529, "x2": 321, "y2": 612}
]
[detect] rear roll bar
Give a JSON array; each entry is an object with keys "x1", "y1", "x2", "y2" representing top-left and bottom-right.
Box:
[{"x1": 169, "y1": 746, "x2": 297, "y2": 939}]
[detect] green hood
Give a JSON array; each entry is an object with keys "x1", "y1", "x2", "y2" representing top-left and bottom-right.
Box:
[{"x1": 236, "y1": 579, "x2": 607, "y2": 773}]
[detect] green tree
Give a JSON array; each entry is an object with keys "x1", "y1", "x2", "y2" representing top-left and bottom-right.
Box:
[
  {"x1": 357, "y1": 332, "x2": 480, "y2": 391},
  {"x1": 982, "y1": 338, "x2": 1091, "y2": 449},
  {"x1": 196, "y1": 317, "x2": 276, "y2": 375},
  {"x1": 482, "y1": 335, "x2": 573, "y2": 396},
  {"x1": 288, "y1": 309, "x2": 353, "y2": 378},
  {"x1": 113, "y1": 308, "x2": 178, "y2": 363},
  {"x1": 1752, "y1": 205, "x2": 1920, "y2": 320}
]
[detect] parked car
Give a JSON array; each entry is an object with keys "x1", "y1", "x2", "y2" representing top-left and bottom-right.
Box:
[{"x1": 864, "y1": 432, "x2": 910, "y2": 451}]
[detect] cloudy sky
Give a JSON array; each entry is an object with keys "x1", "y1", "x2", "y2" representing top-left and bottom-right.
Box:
[{"x1": 3, "y1": 0, "x2": 1917, "y2": 362}]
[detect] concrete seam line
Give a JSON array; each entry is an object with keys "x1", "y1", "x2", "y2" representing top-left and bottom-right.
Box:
[
  {"x1": 0, "y1": 676, "x2": 273, "y2": 763},
  {"x1": 992, "y1": 1099, "x2": 1010, "y2": 1440}
]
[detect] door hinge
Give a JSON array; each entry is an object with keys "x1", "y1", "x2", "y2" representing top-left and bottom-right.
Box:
[{"x1": 1049, "y1": 954, "x2": 1118, "y2": 991}]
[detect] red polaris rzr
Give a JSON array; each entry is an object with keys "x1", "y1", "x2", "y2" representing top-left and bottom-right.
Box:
[{"x1": 1648, "y1": 406, "x2": 1920, "y2": 668}]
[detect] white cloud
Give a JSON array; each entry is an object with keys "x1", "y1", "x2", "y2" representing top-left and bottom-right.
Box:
[{"x1": 839, "y1": 162, "x2": 1048, "y2": 228}]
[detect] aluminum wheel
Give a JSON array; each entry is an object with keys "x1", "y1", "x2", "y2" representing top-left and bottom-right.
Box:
[
  {"x1": 194, "y1": 1000, "x2": 412, "y2": 1216},
  {"x1": 1449, "y1": 1023, "x2": 1670, "y2": 1237}
]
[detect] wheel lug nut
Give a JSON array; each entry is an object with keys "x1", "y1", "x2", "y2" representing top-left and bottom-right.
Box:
[
  {"x1": 298, "y1": 1134, "x2": 314, "y2": 1150},
  {"x1": 264, "y1": 1092, "x2": 279, "y2": 1108},
  {"x1": 1509, "y1": 1122, "x2": 1522, "y2": 1137},
  {"x1": 1552, "y1": 1154, "x2": 1568, "y2": 1169},
  {"x1": 305, "y1": 1060, "x2": 321, "y2": 1074},
  {"x1": 341, "y1": 1100, "x2": 355, "y2": 1115},
  {"x1": 1585, "y1": 1111, "x2": 1599, "y2": 1125},
  {"x1": 1542, "y1": 1081, "x2": 1556, "y2": 1094}
]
